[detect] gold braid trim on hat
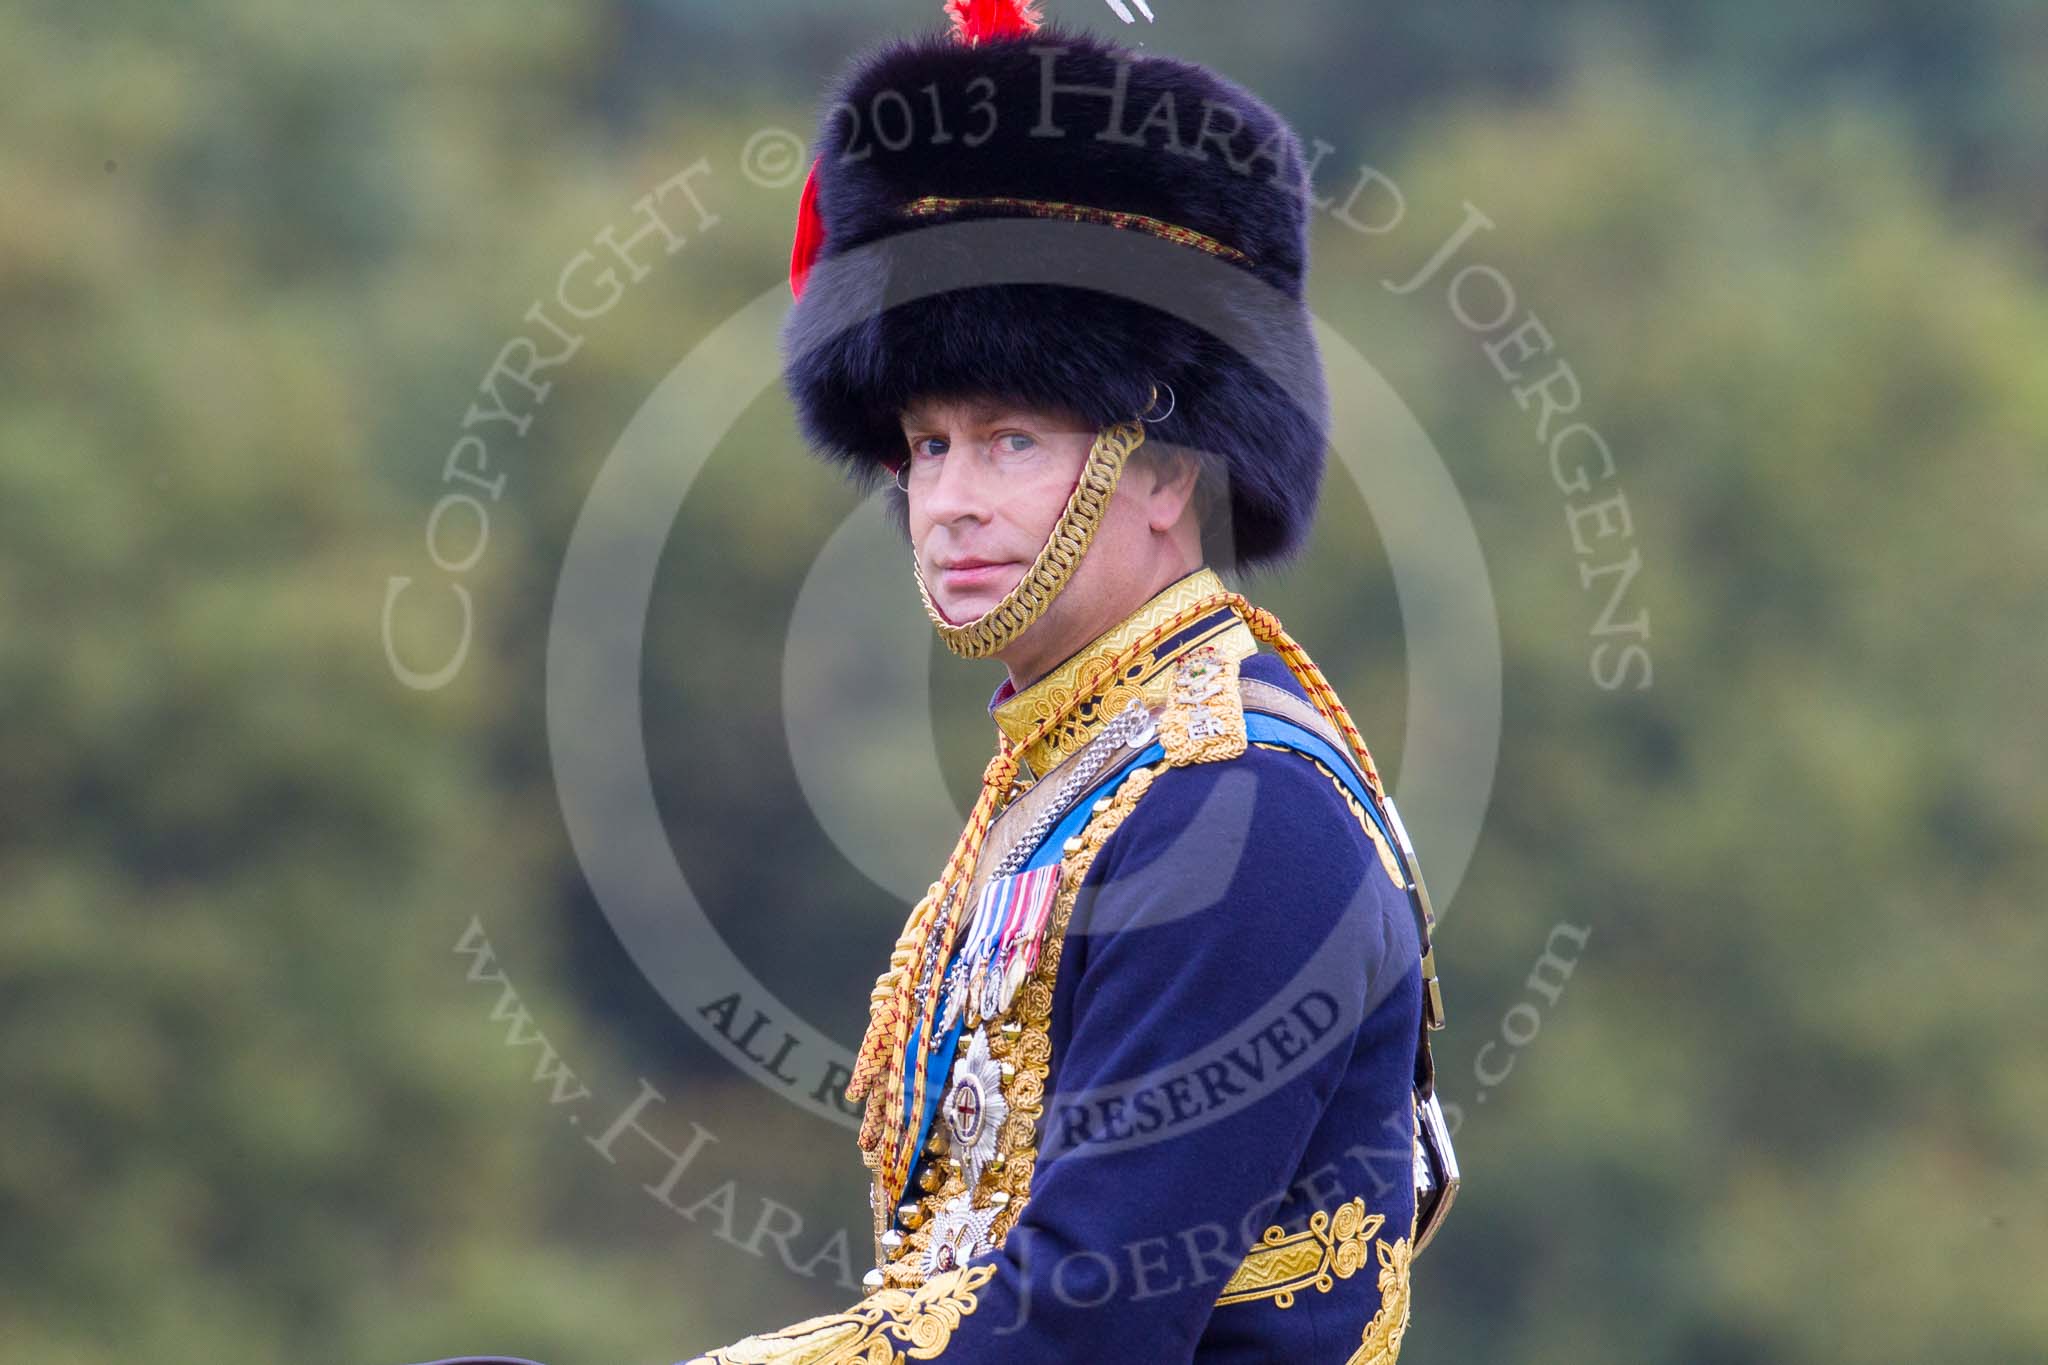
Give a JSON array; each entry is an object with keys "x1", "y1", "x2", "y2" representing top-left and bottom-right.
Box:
[
  {"x1": 899, "y1": 194, "x2": 1254, "y2": 267},
  {"x1": 912, "y1": 418, "x2": 1146, "y2": 659}
]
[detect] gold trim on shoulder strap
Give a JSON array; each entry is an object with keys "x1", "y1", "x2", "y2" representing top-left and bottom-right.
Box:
[{"x1": 1160, "y1": 645, "x2": 1247, "y2": 766}]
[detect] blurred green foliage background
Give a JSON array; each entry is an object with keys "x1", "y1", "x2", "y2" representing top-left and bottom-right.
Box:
[{"x1": 3, "y1": 1, "x2": 2043, "y2": 1362}]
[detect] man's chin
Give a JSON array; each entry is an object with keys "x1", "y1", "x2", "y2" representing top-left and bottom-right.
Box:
[{"x1": 930, "y1": 569, "x2": 1025, "y2": 623}]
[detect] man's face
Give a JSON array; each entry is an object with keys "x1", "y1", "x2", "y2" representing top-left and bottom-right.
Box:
[{"x1": 898, "y1": 397, "x2": 1099, "y2": 624}]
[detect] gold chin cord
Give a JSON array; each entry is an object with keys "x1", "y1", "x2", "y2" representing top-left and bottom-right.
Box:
[{"x1": 912, "y1": 418, "x2": 1147, "y2": 660}]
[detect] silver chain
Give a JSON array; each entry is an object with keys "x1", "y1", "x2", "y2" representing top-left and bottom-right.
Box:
[{"x1": 988, "y1": 698, "x2": 1157, "y2": 878}]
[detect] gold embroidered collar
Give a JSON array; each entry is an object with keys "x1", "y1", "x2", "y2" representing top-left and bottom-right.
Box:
[{"x1": 990, "y1": 567, "x2": 1256, "y2": 778}]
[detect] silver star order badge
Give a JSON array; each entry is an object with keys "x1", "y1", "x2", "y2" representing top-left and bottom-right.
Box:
[
  {"x1": 920, "y1": 1192, "x2": 998, "y2": 1278},
  {"x1": 942, "y1": 1027, "x2": 1009, "y2": 1182}
]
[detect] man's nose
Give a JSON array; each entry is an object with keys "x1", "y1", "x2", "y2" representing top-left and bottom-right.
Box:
[{"x1": 918, "y1": 438, "x2": 993, "y2": 525}]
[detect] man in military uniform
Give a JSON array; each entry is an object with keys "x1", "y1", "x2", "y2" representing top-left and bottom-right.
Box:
[
  {"x1": 410, "y1": 8, "x2": 1454, "y2": 1364},
  {"x1": 680, "y1": 4, "x2": 1458, "y2": 1362}
]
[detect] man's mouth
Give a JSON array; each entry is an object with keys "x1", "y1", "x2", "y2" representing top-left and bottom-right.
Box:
[{"x1": 935, "y1": 558, "x2": 1020, "y2": 589}]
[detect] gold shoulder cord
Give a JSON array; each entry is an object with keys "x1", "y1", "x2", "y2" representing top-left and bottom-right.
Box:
[{"x1": 912, "y1": 419, "x2": 1147, "y2": 659}]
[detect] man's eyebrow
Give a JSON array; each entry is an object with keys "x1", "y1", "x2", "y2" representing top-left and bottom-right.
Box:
[{"x1": 900, "y1": 399, "x2": 1026, "y2": 429}]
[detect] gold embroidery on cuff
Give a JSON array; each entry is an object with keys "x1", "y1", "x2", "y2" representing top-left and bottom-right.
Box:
[
  {"x1": 1216, "y1": 1197, "x2": 1385, "y2": 1309},
  {"x1": 690, "y1": 1262, "x2": 997, "y2": 1364},
  {"x1": 1345, "y1": 1235, "x2": 1413, "y2": 1365}
]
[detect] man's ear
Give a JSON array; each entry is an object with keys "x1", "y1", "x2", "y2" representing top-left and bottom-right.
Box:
[{"x1": 1143, "y1": 448, "x2": 1202, "y2": 532}]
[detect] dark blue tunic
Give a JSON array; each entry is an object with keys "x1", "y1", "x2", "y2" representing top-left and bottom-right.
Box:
[{"x1": 893, "y1": 651, "x2": 1423, "y2": 1361}]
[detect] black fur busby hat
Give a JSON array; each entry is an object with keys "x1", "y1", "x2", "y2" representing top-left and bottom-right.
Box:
[{"x1": 781, "y1": 1, "x2": 1328, "y2": 568}]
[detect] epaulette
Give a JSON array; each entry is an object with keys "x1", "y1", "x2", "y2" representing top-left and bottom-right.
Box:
[{"x1": 1158, "y1": 644, "x2": 1248, "y2": 766}]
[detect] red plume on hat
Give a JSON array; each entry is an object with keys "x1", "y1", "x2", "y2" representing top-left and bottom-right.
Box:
[
  {"x1": 788, "y1": 0, "x2": 1044, "y2": 298},
  {"x1": 942, "y1": 0, "x2": 1044, "y2": 44}
]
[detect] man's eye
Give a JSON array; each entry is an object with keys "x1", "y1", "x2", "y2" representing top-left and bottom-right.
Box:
[
  {"x1": 997, "y1": 433, "x2": 1036, "y2": 454},
  {"x1": 911, "y1": 437, "x2": 948, "y2": 459}
]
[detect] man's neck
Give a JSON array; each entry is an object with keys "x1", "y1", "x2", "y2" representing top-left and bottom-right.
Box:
[{"x1": 999, "y1": 558, "x2": 1206, "y2": 693}]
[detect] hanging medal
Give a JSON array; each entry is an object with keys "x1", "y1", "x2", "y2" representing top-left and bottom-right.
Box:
[
  {"x1": 975, "y1": 873, "x2": 1026, "y2": 1025},
  {"x1": 1000, "y1": 862, "x2": 1062, "y2": 1013},
  {"x1": 938, "y1": 885, "x2": 1005, "y2": 1034},
  {"x1": 983, "y1": 863, "x2": 1061, "y2": 1020}
]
